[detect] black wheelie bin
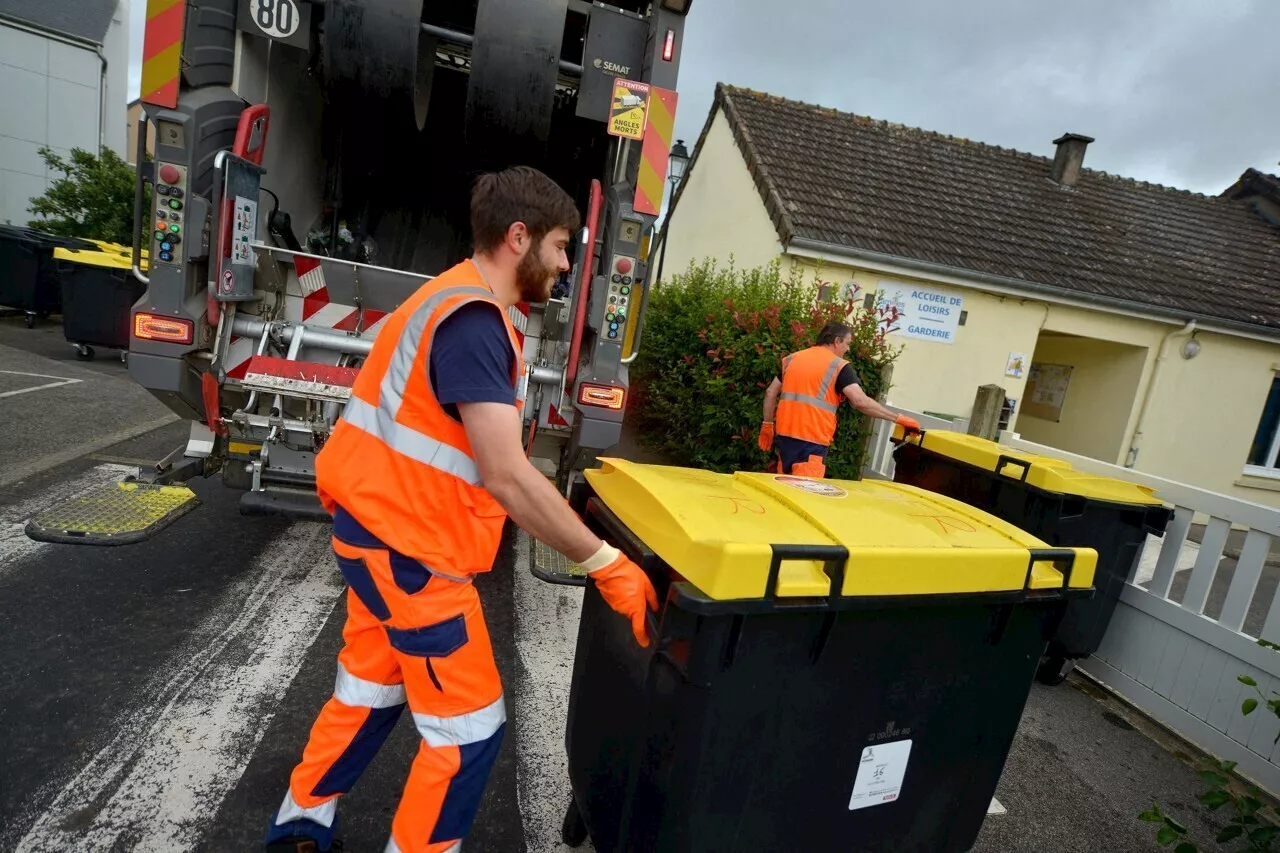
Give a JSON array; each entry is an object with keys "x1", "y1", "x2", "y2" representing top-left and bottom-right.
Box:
[
  {"x1": 561, "y1": 459, "x2": 1097, "y2": 853},
  {"x1": 53, "y1": 243, "x2": 149, "y2": 361},
  {"x1": 892, "y1": 430, "x2": 1172, "y2": 685},
  {"x1": 0, "y1": 226, "x2": 94, "y2": 327}
]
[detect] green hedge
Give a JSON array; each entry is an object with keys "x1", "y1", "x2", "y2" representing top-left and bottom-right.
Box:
[{"x1": 632, "y1": 258, "x2": 901, "y2": 479}]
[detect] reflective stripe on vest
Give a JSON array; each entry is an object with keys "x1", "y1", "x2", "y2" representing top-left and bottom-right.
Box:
[
  {"x1": 338, "y1": 283, "x2": 498, "y2": 486},
  {"x1": 776, "y1": 347, "x2": 846, "y2": 446},
  {"x1": 780, "y1": 356, "x2": 842, "y2": 413}
]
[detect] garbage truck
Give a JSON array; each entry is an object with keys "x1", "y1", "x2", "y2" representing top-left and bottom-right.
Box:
[{"x1": 86, "y1": 0, "x2": 691, "y2": 532}]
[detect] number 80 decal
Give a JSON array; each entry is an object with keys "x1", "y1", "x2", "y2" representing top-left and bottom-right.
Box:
[{"x1": 251, "y1": 0, "x2": 300, "y2": 39}]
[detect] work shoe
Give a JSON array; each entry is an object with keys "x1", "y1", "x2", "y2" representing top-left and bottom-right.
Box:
[{"x1": 264, "y1": 837, "x2": 343, "y2": 853}]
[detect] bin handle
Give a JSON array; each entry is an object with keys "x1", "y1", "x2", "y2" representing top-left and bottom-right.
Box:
[
  {"x1": 766, "y1": 544, "x2": 850, "y2": 603},
  {"x1": 996, "y1": 454, "x2": 1032, "y2": 483},
  {"x1": 1026, "y1": 548, "x2": 1078, "y2": 591},
  {"x1": 130, "y1": 112, "x2": 150, "y2": 286}
]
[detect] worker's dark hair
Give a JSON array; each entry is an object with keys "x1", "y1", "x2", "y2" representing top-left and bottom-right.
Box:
[
  {"x1": 816, "y1": 321, "x2": 852, "y2": 345},
  {"x1": 470, "y1": 166, "x2": 581, "y2": 254}
]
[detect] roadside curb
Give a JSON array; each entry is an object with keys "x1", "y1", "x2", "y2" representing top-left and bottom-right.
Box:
[{"x1": 0, "y1": 414, "x2": 180, "y2": 489}]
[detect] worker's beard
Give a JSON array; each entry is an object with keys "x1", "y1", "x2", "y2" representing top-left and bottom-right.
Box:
[{"x1": 516, "y1": 240, "x2": 556, "y2": 303}]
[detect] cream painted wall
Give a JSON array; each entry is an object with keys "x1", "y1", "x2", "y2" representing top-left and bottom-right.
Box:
[
  {"x1": 782, "y1": 258, "x2": 1045, "y2": 418},
  {"x1": 1135, "y1": 331, "x2": 1280, "y2": 506},
  {"x1": 661, "y1": 107, "x2": 784, "y2": 280},
  {"x1": 1017, "y1": 334, "x2": 1148, "y2": 465}
]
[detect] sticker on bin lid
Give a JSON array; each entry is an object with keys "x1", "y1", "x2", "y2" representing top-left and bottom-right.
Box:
[
  {"x1": 849, "y1": 739, "x2": 911, "y2": 811},
  {"x1": 773, "y1": 475, "x2": 847, "y2": 498}
]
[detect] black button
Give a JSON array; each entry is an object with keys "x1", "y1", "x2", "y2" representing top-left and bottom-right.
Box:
[
  {"x1": 169, "y1": 235, "x2": 181, "y2": 245},
  {"x1": 170, "y1": 188, "x2": 183, "y2": 199},
  {"x1": 622, "y1": 276, "x2": 632, "y2": 285},
  {"x1": 156, "y1": 211, "x2": 167, "y2": 220},
  {"x1": 612, "y1": 273, "x2": 622, "y2": 283},
  {"x1": 157, "y1": 185, "x2": 171, "y2": 196}
]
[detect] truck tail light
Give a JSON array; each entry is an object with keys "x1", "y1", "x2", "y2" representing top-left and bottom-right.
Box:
[
  {"x1": 579, "y1": 383, "x2": 626, "y2": 410},
  {"x1": 134, "y1": 312, "x2": 194, "y2": 344}
]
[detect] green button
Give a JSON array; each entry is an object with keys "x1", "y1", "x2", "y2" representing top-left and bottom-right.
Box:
[
  {"x1": 606, "y1": 312, "x2": 615, "y2": 322},
  {"x1": 621, "y1": 286, "x2": 630, "y2": 295},
  {"x1": 169, "y1": 224, "x2": 180, "y2": 233},
  {"x1": 154, "y1": 231, "x2": 165, "y2": 242},
  {"x1": 169, "y1": 199, "x2": 182, "y2": 210}
]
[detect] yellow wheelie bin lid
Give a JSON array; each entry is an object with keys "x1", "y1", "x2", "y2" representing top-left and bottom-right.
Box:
[
  {"x1": 583, "y1": 459, "x2": 1097, "y2": 602},
  {"x1": 899, "y1": 430, "x2": 1164, "y2": 506},
  {"x1": 54, "y1": 245, "x2": 150, "y2": 272}
]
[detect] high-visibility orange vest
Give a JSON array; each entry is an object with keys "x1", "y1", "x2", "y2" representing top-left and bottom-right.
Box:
[
  {"x1": 315, "y1": 259, "x2": 526, "y2": 578},
  {"x1": 776, "y1": 346, "x2": 848, "y2": 446}
]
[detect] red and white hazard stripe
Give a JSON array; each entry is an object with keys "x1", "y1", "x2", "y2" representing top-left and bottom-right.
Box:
[{"x1": 224, "y1": 256, "x2": 390, "y2": 380}]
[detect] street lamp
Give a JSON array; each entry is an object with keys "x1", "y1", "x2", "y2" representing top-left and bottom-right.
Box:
[
  {"x1": 668, "y1": 138, "x2": 690, "y2": 186},
  {"x1": 654, "y1": 139, "x2": 691, "y2": 288}
]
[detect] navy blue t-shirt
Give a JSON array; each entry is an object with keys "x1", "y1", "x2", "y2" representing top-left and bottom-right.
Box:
[{"x1": 428, "y1": 301, "x2": 516, "y2": 421}]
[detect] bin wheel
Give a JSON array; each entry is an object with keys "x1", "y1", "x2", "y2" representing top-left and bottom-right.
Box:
[
  {"x1": 25, "y1": 313, "x2": 35, "y2": 329},
  {"x1": 1035, "y1": 655, "x2": 1069, "y2": 686},
  {"x1": 561, "y1": 799, "x2": 588, "y2": 847},
  {"x1": 75, "y1": 345, "x2": 95, "y2": 361}
]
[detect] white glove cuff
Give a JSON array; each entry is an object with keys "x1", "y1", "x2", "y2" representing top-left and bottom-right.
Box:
[{"x1": 580, "y1": 541, "x2": 620, "y2": 574}]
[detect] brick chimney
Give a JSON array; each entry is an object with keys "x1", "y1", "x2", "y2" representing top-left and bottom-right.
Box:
[{"x1": 1050, "y1": 133, "x2": 1094, "y2": 186}]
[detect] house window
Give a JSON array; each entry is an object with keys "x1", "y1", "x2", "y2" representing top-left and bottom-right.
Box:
[{"x1": 1245, "y1": 375, "x2": 1280, "y2": 478}]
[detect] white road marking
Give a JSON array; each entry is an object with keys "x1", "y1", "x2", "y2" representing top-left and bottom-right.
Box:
[
  {"x1": 511, "y1": 531, "x2": 594, "y2": 853},
  {"x1": 14, "y1": 522, "x2": 345, "y2": 853},
  {"x1": 0, "y1": 463, "x2": 137, "y2": 571},
  {"x1": 0, "y1": 369, "x2": 82, "y2": 398}
]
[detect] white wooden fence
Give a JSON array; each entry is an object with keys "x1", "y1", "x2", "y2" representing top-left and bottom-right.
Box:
[{"x1": 864, "y1": 413, "x2": 1280, "y2": 796}]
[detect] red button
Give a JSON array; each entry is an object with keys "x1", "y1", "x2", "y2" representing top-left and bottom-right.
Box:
[
  {"x1": 158, "y1": 164, "x2": 180, "y2": 185},
  {"x1": 615, "y1": 257, "x2": 633, "y2": 274}
]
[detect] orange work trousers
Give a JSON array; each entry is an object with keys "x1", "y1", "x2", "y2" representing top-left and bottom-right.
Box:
[{"x1": 266, "y1": 507, "x2": 505, "y2": 853}]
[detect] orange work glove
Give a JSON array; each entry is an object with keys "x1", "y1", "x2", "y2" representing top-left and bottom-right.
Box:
[
  {"x1": 896, "y1": 414, "x2": 921, "y2": 435},
  {"x1": 581, "y1": 543, "x2": 659, "y2": 647},
  {"x1": 758, "y1": 421, "x2": 775, "y2": 452}
]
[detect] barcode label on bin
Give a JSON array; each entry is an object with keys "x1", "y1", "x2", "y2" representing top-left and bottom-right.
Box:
[{"x1": 849, "y1": 739, "x2": 911, "y2": 811}]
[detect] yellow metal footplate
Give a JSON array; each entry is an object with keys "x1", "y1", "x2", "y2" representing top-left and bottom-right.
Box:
[
  {"x1": 24, "y1": 481, "x2": 201, "y2": 546},
  {"x1": 532, "y1": 538, "x2": 588, "y2": 586}
]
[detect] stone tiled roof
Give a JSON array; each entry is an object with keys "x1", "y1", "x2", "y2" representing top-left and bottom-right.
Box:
[
  {"x1": 683, "y1": 83, "x2": 1280, "y2": 334},
  {"x1": 0, "y1": 0, "x2": 117, "y2": 43}
]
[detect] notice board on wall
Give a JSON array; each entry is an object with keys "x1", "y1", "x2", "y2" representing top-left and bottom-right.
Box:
[{"x1": 1023, "y1": 362, "x2": 1073, "y2": 423}]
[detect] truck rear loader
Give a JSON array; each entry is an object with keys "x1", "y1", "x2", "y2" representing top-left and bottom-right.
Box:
[{"x1": 26, "y1": 0, "x2": 692, "y2": 546}]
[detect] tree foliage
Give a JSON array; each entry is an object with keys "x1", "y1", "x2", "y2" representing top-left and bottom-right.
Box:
[
  {"x1": 26, "y1": 147, "x2": 145, "y2": 244},
  {"x1": 631, "y1": 257, "x2": 902, "y2": 478}
]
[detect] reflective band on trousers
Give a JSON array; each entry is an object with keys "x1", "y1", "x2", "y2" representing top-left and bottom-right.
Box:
[
  {"x1": 276, "y1": 790, "x2": 337, "y2": 829},
  {"x1": 412, "y1": 694, "x2": 506, "y2": 748},
  {"x1": 385, "y1": 840, "x2": 461, "y2": 853},
  {"x1": 334, "y1": 661, "x2": 407, "y2": 709},
  {"x1": 342, "y1": 397, "x2": 482, "y2": 486}
]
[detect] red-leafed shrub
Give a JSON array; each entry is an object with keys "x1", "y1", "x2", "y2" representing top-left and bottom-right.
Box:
[{"x1": 632, "y1": 258, "x2": 901, "y2": 478}]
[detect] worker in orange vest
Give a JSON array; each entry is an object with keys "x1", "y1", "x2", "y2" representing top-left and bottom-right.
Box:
[
  {"x1": 265, "y1": 166, "x2": 658, "y2": 853},
  {"x1": 759, "y1": 321, "x2": 920, "y2": 478}
]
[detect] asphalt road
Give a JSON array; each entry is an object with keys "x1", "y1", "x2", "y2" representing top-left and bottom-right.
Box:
[{"x1": 0, "y1": 331, "x2": 1254, "y2": 852}]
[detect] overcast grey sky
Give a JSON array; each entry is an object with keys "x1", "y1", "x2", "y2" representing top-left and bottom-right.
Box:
[{"x1": 129, "y1": 0, "x2": 1279, "y2": 195}]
